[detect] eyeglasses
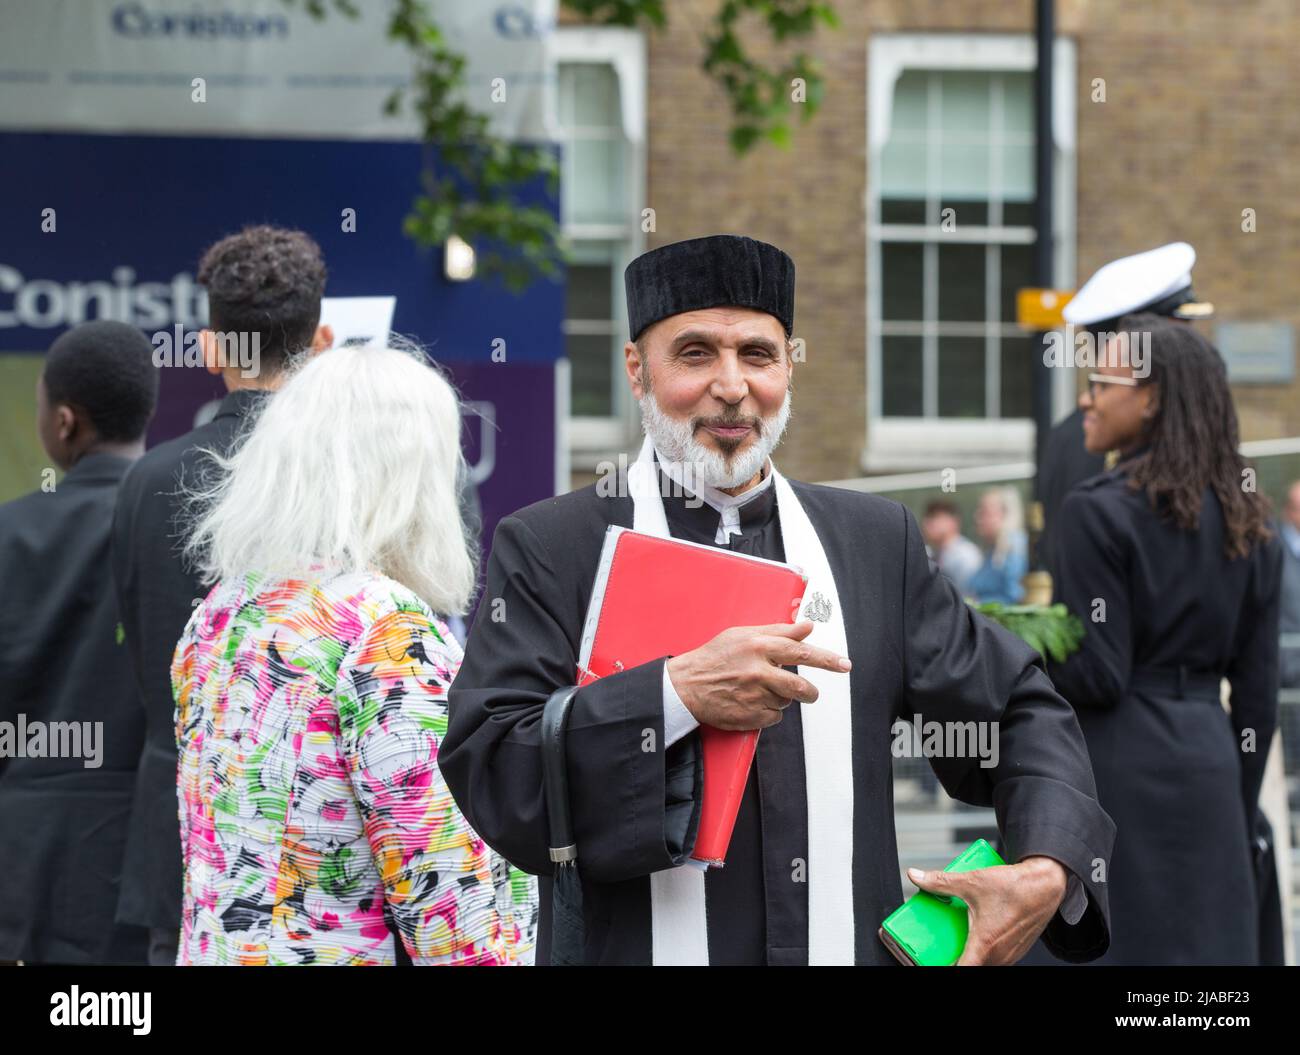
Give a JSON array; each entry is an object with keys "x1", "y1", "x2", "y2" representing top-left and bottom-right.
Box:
[{"x1": 1086, "y1": 373, "x2": 1140, "y2": 399}]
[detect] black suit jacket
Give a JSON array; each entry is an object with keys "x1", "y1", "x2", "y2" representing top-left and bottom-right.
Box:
[
  {"x1": 0, "y1": 453, "x2": 147, "y2": 963},
  {"x1": 110, "y1": 389, "x2": 266, "y2": 931}
]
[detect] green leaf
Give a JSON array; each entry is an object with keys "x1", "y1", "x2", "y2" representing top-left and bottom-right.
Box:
[
  {"x1": 765, "y1": 123, "x2": 792, "y2": 149},
  {"x1": 970, "y1": 601, "x2": 1086, "y2": 662},
  {"x1": 730, "y1": 124, "x2": 762, "y2": 153},
  {"x1": 285, "y1": 0, "x2": 840, "y2": 286}
]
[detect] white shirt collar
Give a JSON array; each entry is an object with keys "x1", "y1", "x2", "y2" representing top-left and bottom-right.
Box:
[{"x1": 652, "y1": 445, "x2": 775, "y2": 545}]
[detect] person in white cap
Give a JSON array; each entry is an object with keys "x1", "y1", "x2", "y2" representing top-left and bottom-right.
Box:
[
  {"x1": 1036, "y1": 242, "x2": 1213, "y2": 571},
  {"x1": 1027, "y1": 314, "x2": 1278, "y2": 966}
]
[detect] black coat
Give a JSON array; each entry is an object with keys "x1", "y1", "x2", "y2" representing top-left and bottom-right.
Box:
[
  {"x1": 1041, "y1": 464, "x2": 1281, "y2": 965},
  {"x1": 0, "y1": 453, "x2": 147, "y2": 963},
  {"x1": 1036, "y1": 408, "x2": 1106, "y2": 572},
  {"x1": 110, "y1": 389, "x2": 265, "y2": 931},
  {"x1": 443, "y1": 474, "x2": 1117, "y2": 965}
]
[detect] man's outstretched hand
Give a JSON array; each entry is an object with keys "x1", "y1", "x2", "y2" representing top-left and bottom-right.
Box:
[
  {"x1": 665, "y1": 619, "x2": 852, "y2": 731},
  {"x1": 884, "y1": 855, "x2": 1069, "y2": 965}
]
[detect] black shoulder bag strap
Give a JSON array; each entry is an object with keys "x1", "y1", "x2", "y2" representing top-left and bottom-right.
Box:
[{"x1": 541, "y1": 684, "x2": 584, "y2": 966}]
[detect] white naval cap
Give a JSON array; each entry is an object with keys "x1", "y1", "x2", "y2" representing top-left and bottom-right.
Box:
[{"x1": 1063, "y1": 241, "x2": 1214, "y2": 327}]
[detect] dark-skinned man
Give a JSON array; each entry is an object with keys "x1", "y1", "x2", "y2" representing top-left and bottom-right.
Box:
[{"x1": 0, "y1": 320, "x2": 159, "y2": 964}]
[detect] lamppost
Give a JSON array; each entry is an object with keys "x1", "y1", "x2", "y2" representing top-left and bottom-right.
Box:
[{"x1": 1024, "y1": 0, "x2": 1056, "y2": 606}]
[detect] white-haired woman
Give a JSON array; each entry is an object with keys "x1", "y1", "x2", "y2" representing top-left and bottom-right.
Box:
[
  {"x1": 172, "y1": 343, "x2": 536, "y2": 966},
  {"x1": 968, "y1": 486, "x2": 1028, "y2": 604}
]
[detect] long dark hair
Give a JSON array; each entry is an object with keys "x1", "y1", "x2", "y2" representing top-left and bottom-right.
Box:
[{"x1": 1114, "y1": 313, "x2": 1271, "y2": 559}]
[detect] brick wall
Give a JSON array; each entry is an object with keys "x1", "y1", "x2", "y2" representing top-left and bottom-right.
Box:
[{"x1": 609, "y1": 0, "x2": 1300, "y2": 482}]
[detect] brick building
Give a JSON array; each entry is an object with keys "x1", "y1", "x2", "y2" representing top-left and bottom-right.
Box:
[{"x1": 557, "y1": 0, "x2": 1300, "y2": 488}]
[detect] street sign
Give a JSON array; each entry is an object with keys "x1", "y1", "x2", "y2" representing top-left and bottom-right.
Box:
[{"x1": 1017, "y1": 288, "x2": 1075, "y2": 329}]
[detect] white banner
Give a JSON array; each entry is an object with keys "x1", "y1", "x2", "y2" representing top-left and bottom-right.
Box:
[{"x1": 0, "y1": 0, "x2": 557, "y2": 140}]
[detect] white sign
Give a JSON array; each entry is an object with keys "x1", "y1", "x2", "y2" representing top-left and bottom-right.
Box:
[
  {"x1": 0, "y1": 0, "x2": 556, "y2": 141},
  {"x1": 318, "y1": 295, "x2": 396, "y2": 350}
]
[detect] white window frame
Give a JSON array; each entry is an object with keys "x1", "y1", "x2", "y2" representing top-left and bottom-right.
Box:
[
  {"x1": 865, "y1": 33, "x2": 1077, "y2": 472},
  {"x1": 549, "y1": 26, "x2": 647, "y2": 471}
]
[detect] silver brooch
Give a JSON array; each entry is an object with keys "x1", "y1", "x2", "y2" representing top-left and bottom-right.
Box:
[{"x1": 804, "y1": 591, "x2": 832, "y2": 622}]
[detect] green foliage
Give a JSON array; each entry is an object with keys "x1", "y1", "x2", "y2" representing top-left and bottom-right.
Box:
[
  {"x1": 972, "y1": 602, "x2": 1086, "y2": 665},
  {"x1": 563, "y1": 0, "x2": 667, "y2": 26},
  {"x1": 386, "y1": 0, "x2": 565, "y2": 291},
  {"x1": 706, "y1": 1, "x2": 838, "y2": 153},
  {"x1": 284, "y1": 0, "x2": 839, "y2": 290}
]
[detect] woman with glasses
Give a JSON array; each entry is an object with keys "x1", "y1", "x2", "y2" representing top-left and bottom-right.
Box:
[{"x1": 1041, "y1": 313, "x2": 1280, "y2": 965}]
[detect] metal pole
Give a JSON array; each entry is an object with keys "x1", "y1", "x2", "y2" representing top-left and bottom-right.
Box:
[{"x1": 1032, "y1": 0, "x2": 1055, "y2": 480}]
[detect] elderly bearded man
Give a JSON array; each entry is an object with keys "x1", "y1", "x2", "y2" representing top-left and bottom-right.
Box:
[{"x1": 443, "y1": 234, "x2": 1114, "y2": 966}]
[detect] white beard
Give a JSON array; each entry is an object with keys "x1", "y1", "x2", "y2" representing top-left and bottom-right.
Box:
[{"x1": 638, "y1": 386, "x2": 793, "y2": 489}]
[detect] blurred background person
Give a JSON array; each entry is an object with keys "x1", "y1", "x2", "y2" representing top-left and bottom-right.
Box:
[
  {"x1": 111, "y1": 226, "x2": 331, "y2": 965},
  {"x1": 0, "y1": 320, "x2": 159, "y2": 964},
  {"x1": 174, "y1": 342, "x2": 535, "y2": 965},
  {"x1": 1280, "y1": 480, "x2": 1300, "y2": 691},
  {"x1": 968, "y1": 486, "x2": 1028, "y2": 604},
  {"x1": 1036, "y1": 243, "x2": 1213, "y2": 572},
  {"x1": 1258, "y1": 474, "x2": 1300, "y2": 965},
  {"x1": 1040, "y1": 315, "x2": 1279, "y2": 965},
  {"x1": 1277, "y1": 479, "x2": 1300, "y2": 948},
  {"x1": 921, "y1": 499, "x2": 983, "y2": 595}
]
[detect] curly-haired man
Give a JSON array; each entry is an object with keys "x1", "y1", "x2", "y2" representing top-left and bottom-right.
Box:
[{"x1": 110, "y1": 226, "x2": 331, "y2": 965}]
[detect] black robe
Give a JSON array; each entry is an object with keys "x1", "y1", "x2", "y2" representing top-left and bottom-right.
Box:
[
  {"x1": 1032, "y1": 464, "x2": 1281, "y2": 965},
  {"x1": 0, "y1": 453, "x2": 147, "y2": 963},
  {"x1": 443, "y1": 460, "x2": 1117, "y2": 965}
]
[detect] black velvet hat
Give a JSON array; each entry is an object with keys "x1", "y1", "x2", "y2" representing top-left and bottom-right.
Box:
[{"x1": 624, "y1": 234, "x2": 795, "y2": 341}]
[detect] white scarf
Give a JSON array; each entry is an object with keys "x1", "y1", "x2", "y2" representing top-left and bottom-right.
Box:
[{"x1": 627, "y1": 434, "x2": 856, "y2": 965}]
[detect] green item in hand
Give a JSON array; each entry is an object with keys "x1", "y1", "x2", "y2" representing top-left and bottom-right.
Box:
[{"x1": 880, "y1": 839, "x2": 1007, "y2": 966}]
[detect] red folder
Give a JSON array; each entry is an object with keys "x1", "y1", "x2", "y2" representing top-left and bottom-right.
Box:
[{"x1": 576, "y1": 526, "x2": 808, "y2": 866}]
